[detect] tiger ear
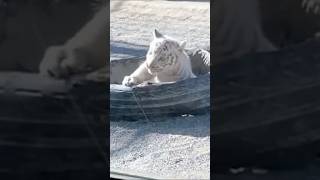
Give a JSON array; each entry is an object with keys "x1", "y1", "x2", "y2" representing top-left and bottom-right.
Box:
[
  {"x1": 153, "y1": 29, "x2": 163, "y2": 39},
  {"x1": 179, "y1": 40, "x2": 187, "y2": 49}
]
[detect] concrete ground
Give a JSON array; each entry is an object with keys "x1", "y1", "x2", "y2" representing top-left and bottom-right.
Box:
[{"x1": 110, "y1": 0, "x2": 210, "y2": 61}]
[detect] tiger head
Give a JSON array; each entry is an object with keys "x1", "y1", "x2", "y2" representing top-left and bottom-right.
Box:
[{"x1": 145, "y1": 29, "x2": 187, "y2": 74}]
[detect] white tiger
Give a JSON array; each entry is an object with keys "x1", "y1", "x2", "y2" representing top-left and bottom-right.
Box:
[{"x1": 122, "y1": 29, "x2": 196, "y2": 87}]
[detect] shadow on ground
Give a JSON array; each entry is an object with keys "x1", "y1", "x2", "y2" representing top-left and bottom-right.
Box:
[
  {"x1": 110, "y1": 41, "x2": 148, "y2": 61},
  {"x1": 110, "y1": 113, "x2": 210, "y2": 154}
]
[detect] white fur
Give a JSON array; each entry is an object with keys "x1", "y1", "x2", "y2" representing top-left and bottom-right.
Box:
[{"x1": 122, "y1": 29, "x2": 196, "y2": 87}]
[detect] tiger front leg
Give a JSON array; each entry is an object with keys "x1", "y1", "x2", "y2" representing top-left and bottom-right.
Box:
[
  {"x1": 122, "y1": 62, "x2": 154, "y2": 87},
  {"x1": 122, "y1": 76, "x2": 140, "y2": 87}
]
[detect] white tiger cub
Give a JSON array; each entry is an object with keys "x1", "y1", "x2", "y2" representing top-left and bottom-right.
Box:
[{"x1": 122, "y1": 29, "x2": 196, "y2": 87}]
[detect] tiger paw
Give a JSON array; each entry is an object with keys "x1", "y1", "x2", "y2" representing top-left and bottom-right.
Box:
[
  {"x1": 122, "y1": 76, "x2": 139, "y2": 87},
  {"x1": 137, "y1": 81, "x2": 155, "y2": 87}
]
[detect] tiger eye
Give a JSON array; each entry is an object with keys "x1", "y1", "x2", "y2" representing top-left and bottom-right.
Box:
[{"x1": 159, "y1": 57, "x2": 165, "y2": 62}]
